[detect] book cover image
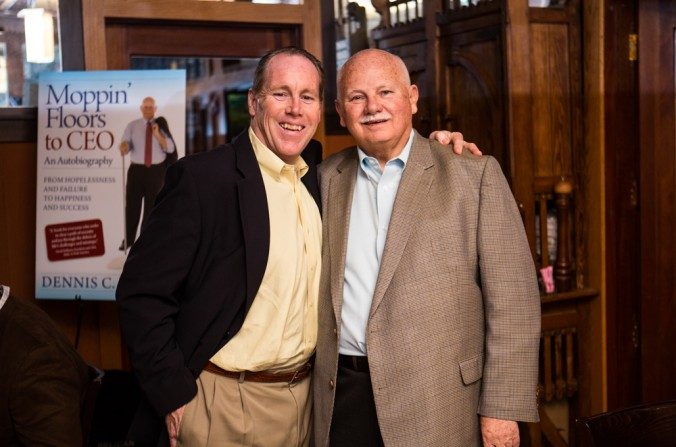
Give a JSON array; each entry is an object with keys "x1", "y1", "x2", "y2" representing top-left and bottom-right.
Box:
[{"x1": 35, "y1": 70, "x2": 186, "y2": 300}]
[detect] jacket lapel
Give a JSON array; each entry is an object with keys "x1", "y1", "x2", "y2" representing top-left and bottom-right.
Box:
[
  {"x1": 369, "y1": 133, "x2": 435, "y2": 317},
  {"x1": 328, "y1": 151, "x2": 358, "y2": 326},
  {"x1": 233, "y1": 132, "x2": 270, "y2": 308}
]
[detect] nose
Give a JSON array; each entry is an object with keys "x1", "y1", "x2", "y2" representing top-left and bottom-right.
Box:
[
  {"x1": 286, "y1": 96, "x2": 302, "y2": 116},
  {"x1": 365, "y1": 95, "x2": 381, "y2": 115}
]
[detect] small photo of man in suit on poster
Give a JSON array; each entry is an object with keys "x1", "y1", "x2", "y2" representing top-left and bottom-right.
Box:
[{"x1": 118, "y1": 96, "x2": 176, "y2": 251}]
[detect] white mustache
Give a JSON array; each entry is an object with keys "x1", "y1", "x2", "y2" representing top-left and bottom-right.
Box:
[{"x1": 360, "y1": 114, "x2": 391, "y2": 124}]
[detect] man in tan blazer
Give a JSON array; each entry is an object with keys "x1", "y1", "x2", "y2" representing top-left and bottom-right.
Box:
[{"x1": 313, "y1": 49, "x2": 541, "y2": 447}]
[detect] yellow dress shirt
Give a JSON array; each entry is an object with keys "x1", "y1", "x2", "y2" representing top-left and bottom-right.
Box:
[{"x1": 210, "y1": 128, "x2": 321, "y2": 372}]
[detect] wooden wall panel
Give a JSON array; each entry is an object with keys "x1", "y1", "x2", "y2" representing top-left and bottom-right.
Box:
[
  {"x1": 530, "y1": 23, "x2": 573, "y2": 179},
  {"x1": 442, "y1": 33, "x2": 509, "y2": 178},
  {"x1": 104, "y1": 24, "x2": 128, "y2": 70},
  {"x1": 638, "y1": 0, "x2": 676, "y2": 403},
  {"x1": 0, "y1": 143, "x2": 36, "y2": 300}
]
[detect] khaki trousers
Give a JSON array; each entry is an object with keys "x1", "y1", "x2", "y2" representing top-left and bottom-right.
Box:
[{"x1": 177, "y1": 369, "x2": 312, "y2": 447}]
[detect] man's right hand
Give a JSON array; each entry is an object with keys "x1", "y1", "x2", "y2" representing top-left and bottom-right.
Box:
[
  {"x1": 166, "y1": 404, "x2": 186, "y2": 447},
  {"x1": 119, "y1": 141, "x2": 129, "y2": 156}
]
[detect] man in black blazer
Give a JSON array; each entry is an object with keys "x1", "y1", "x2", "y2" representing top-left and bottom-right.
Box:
[{"x1": 116, "y1": 47, "x2": 324, "y2": 446}]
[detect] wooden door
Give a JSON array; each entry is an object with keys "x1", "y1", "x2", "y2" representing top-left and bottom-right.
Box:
[
  {"x1": 638, "y1": 0, "x2": 676, "y2": 402},
  {"x1": 604, "y1": 0, "x2": 642, "y2": 410}
]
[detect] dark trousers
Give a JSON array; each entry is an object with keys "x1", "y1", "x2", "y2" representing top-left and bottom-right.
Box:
[
  {"x1": 125, "y1": 163, "x2": 166, "y2": 245},
  {"x1": 330, "y1": 357, "x2": 385, "y2": 447}
]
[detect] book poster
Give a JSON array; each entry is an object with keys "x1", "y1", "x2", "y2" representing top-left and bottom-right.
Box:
[{"x1": 35, "y1": 70, "x2": 186, "y2": 300}]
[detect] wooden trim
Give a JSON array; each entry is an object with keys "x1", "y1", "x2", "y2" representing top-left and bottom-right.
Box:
[
  {"x1": 319, "y1": 0, "x2": 347, "y2": 135},
  {"x1": 301, "y1": 0, "x2": 325, "y2": 143},
  {"x1": 581, "y1": 0, "x2": 606, "y2": 415},
  {"x1": 86, "y1": 1, "x2": 306, "y2": 70},
  {"x1": 59, "y1": 0, "x2": 85, "y2": 70},
  {"x1": 0, "y1": 0, "x2": 85, "y2": 81},
  {"x1": 82, "y1": 0, "x2": 107, "y2": 70},
  {"x1": 426, "y1": 0, "x2": 443, "y2": 132},
  {"x1": 102, "y1": 1, "x2": 304, "y2": 24},
  {"x1": 504, "y1": 0, "x2": 536, "y2": 254}
]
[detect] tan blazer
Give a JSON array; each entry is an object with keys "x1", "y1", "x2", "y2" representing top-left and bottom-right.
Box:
[{"x1": 313, "y1": 132, "x2": 541, "y2": 447}]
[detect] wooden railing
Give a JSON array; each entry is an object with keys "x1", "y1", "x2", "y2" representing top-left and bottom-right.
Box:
[{"x1": 534, "y1": 178, "x2": 575, "y2": 293}]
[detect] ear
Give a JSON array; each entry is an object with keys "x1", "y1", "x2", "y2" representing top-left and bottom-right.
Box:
[
  {"x1": 335, "y1": 99, "x2": 347, "y2": 128},
  {"x1": 247, "y1": 90, "x2": 257, "y2": 118},
  {"x1": 408, "y1": 84, "x2": 419, "y2": 115}
]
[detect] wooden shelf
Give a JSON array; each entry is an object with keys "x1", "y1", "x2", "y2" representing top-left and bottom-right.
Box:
[{"x1": 541, "y1": 287, "x2": 597, "y2": 304}]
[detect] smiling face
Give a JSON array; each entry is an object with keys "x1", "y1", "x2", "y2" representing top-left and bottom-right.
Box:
[
  {"x1": 247, "y1": 54, "x2": 322, "y2": 164},
  {"x1": 336, "y1": 50, "x2": 418, "y2": 160}
]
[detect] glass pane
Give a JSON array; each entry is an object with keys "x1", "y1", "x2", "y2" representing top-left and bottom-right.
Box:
[
  {"x1": 333, "y1": 0, "x2": 393, "y2": 70},
  {"x1": 130, "y1": 56, "x2": 259, "y2": 155},
  {"x1": 0, "y1": 43, "x2": 8, "y2": 106},
  {"x1": 529, "y1": 0, "x2": 567, "y2": 7},
  {"x1": 0, "y1": 0, "x2": 62, "y2": 107}
]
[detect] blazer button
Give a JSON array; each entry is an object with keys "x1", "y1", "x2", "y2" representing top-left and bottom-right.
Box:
[
  {"x1": 329, "y1": 379, "x2": 335, "y2": 389},
  {"x1": 333, "y1": 328, "x2": 337, "y2": 335}
]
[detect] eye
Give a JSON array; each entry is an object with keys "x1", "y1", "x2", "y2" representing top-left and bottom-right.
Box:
[
  {"x1": 349, "y1": 94, "x2": 365, "y2": 102},
  {"x1": 272, "y1": 91, "x2": 289, "y2": 101},
  {"x1": 380, "y1": 90, "x2": 393, "y2": 96},
  {"x1": 300, "y1": 94, "x2": 316, "y2": 104}
]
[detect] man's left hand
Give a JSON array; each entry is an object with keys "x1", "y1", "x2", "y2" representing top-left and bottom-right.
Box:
[
  {"x1": 429, "y1": 130, "x2": 483, "y2": 156},
  {"x1": 480, "y1": 416, "x2": 519, "y2": 447}
]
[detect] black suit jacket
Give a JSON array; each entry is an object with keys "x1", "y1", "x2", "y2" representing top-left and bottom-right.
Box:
[
  {"x1": 116, "y1": 131, "x2": 322, "y2": 444},
  {"x1": 0, "y1": 294, "x2": 90, "y2": 447}
]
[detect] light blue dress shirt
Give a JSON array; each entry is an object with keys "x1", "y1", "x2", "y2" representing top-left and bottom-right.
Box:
[
  {"x1": 339, "y1": 130, "x2": 414, "y2": 356},
  {"x1": 121, "y1": 118, "x2": 175, "y2": 165}
]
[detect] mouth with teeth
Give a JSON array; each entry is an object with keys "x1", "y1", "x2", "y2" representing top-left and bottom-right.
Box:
[
  {"x1": 361, "y1": 116, "x2": 390, "y2": 126},
  {"x1": 280, "y1": 122, "x2": 304, "y2": 132}
]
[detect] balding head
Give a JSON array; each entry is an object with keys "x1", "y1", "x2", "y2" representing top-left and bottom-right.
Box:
[
  {"x1": 337, "y1": 49, "x2": 411, "y2": 101},
  {"x1": 335, "y1": 49, "x2": 418, "y2": 164}
]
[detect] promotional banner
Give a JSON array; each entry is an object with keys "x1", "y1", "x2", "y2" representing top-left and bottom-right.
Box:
[{"x1": 35, "y1": 70, "x2": 186, "y2": 300}]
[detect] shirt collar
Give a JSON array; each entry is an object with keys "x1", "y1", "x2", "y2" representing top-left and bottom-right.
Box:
[
  {"x1": 357, "y1": 129, "x2": 414, "y2": 174},
  {"x1": 248, "y1": 127, "x2": 309, "y2": 181},
  {"x1": 0, "y1": 285, "x2": 9, "y2": 311}
]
